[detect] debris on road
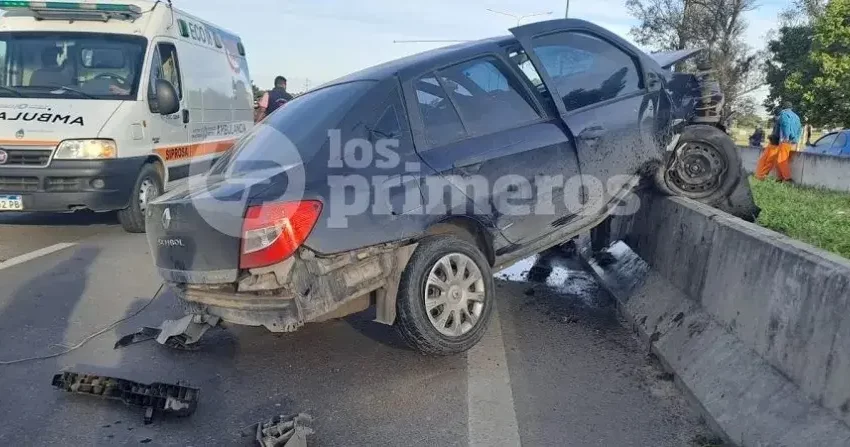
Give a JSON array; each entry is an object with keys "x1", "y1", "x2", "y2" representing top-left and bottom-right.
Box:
[
  {"x1": 256, "y1": 413, "x2": 314, "y2": 447},
  {"x1": 51, "y1": 371, "x2": 199, "y2": 424},
  {"x1": 114, "y1": 313, "x2": 220, "y2": 350}
]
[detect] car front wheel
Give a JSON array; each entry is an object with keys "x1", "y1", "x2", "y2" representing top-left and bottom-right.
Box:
[{"x1": 395, "y1": 236, "x2": 494, "y2": 355}]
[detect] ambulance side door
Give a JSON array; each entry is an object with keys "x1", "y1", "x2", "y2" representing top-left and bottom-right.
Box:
[{"x1": 146, "y1": 40, "x2": 189, "y2": 179}]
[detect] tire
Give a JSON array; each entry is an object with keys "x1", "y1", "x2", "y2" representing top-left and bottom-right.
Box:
[
  {"x1": 395, "y1": 236, "x2": 495, "y2": 355},
  {"x1": 655, "y1": 124, "x2": 742, "y2": 205},
  {"x1": 118, "y1": 163, "x2": 163, "y2": 233}
]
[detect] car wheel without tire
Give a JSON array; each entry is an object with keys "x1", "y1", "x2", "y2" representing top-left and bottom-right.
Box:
[
  {"x1": 118, "y1": 163, "x2": 163, "y2": 233},
  {"x1": 655, "y1": 124, "x2": 742, "y2": 205},
  {"x1": 395, "y1": 236, "x2": 494, "y2": 355}
]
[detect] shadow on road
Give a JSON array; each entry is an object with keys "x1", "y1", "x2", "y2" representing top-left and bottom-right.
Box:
[
  {"x1": 0, "y1": 245, "x2": 100, "y2": 444},
  {"x1": 0, "y1": 211, "x2": 118, "y2": 227}
]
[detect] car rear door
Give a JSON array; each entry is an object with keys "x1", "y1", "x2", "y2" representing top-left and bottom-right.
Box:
[
  {"x1": 406, "y1": 55, "x2": 582, "y2": 245},
  {"x1": 510, "y1": 20, "x2": 660, "y2": 214}
]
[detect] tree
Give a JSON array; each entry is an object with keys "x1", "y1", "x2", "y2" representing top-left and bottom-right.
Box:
[
  {"x1": 627, "y1": 0, "x2": 760, "y2": 114},
  {"x1": 733, "y1": 96, "x2": 763, "y2": 128},
  {"x1": 763, "y1": 25, "x2": 815, "y2": 117},
  {"x1": 251, "y1": 82, "x2": 263, "y2": 101},
  {"x1": 804, "y1": 0, "x2": 850, "y2": 127}
]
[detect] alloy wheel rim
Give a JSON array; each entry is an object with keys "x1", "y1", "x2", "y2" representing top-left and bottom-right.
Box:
[{"x1": 424, "y1": 253, "x2": 486, "y2": 337}]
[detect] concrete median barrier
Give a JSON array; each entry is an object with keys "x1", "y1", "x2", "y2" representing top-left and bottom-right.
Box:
[
  {"x1": 740, "y1": 146, "x2": 850, "y2": 192},
  {"x1": 586, "y1": 194, "x2": 850, "y2": 446}
]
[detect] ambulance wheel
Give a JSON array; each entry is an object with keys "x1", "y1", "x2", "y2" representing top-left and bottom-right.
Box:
[
  {"x1": 118, "y1": 163, "x2": 163, "y2": 233},
  {"x1": 395, "y1": 236, "x2": 495, "y2": 356}
]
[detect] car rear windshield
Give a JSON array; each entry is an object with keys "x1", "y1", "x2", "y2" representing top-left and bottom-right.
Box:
[{"x1": 211, "y1": 81, "x2": 375, "y2": 176}]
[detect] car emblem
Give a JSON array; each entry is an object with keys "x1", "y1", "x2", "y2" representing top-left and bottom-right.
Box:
[
  {"x1": 15, "y1": 129, "x2": 24, "y2": 139},
  {"x1": 0, "y1": 150, "x2": 7, "y2": 165},
  {"x1": 162, "y1": 208, "x2": 172, "y2": 230}
]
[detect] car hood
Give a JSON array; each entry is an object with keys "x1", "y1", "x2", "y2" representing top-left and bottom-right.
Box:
[{"x1": 0, "y1": 99, "x2": 121, "y2": 142}]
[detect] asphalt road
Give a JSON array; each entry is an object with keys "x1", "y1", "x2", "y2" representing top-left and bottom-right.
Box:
[{"x1": 0, "y1": 212, "x2": 718, "y2": 446}]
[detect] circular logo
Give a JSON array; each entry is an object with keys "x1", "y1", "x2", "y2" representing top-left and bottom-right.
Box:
[
  {"x1": 15, "y1": 129, "x2": 24, "y2": 139},
  {"x1": 0, "y1": 150, "x2": 7, "y2": 165}
]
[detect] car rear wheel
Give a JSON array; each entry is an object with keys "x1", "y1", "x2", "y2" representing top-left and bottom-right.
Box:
[
  {"x1": 118, "y1": 163, "x2": 163, "y2": 233},
  {"x1": 395, "y1": 236, "x2": 494, "y2": 355},
  {"x1": 655, "y1": 124, "x2": 742, "y2": 205}
]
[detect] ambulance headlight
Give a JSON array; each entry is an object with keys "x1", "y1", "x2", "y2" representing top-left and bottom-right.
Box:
[{"x1": 54, "y1": 139, "x2": 117, "y2": 160}]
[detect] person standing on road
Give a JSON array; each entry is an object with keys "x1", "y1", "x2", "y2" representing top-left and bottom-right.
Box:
[
  {"x1": 255, "y1": 76, "x2": 294, "y2": 122},
  {"x1": 755, "y1": 103, "x2": 802, "y2": 182}
]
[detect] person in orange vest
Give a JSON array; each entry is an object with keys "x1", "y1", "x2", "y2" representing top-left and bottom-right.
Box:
[{"x1": 755, "y1": 102, "x2": 802, "y2": 182}]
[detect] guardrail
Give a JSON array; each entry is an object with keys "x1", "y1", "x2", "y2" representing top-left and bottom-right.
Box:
[
  {"x1": 585, "y1": 194, "x2": 850, "y2": 446},
  {"x1": 739, "y1": 146, "x2": 850, "y2": 192}
]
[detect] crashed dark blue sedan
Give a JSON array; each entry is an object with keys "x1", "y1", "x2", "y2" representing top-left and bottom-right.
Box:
[{"x1": 145, "y1": 19, "x2": 757, "y2": 355}]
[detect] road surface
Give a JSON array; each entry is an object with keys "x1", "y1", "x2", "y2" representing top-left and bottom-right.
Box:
[{"x1": 0, "y1": 212, "x2": 719, "y2": 446}]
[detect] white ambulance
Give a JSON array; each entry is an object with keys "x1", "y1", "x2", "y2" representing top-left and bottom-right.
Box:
[{"x1": 0, "y1": 0, "x2": 254, "y2": 232}]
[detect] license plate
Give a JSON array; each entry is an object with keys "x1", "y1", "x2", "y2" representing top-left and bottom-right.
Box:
[{"x1": 0, "y1": 195, "x2": 23, "y2": 211}]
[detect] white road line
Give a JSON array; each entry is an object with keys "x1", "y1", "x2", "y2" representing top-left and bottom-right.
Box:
[
  {"x1": 0, "y1": 242, "x2": 76, "y2": 271},
  {"x1": 467, "y1": 304, "x2": 522, "y2": 447}
]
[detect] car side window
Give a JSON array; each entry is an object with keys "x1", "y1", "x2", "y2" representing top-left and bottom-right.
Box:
[
  {"x1": 150, "y1": 42, "x2": 183, "y2": 99},
  {"x1": 415, "y1": 75, "x2": 467, "y2": 147},
  {"x1": 530, "y1": 32, "x2": 642, "y2": 111},
  {"x1": 373, "y1": 104, "x2": 401, "y2": 138},
  {"x1": 814, "y1": 133, "x2": 837, "y2": 148},
  {"x1": 831, "y1": 132, "x2": 847, "y2": 149},
  {"x1": 436, "y1": 57, "x2": 539, "y2": 135}
]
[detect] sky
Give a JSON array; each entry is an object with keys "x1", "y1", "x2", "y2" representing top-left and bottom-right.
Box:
[{"x1": 174, "y1": 0, "x2": 793, "y2": 103}]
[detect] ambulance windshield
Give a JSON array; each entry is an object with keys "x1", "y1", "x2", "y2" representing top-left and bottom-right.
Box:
[{"x1": 0, "y1": 32, "x2": 146, "y2": 100}]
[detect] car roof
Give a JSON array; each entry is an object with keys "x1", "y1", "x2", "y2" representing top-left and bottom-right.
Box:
[{"x1": 316, "y1": 35, "x2": 516, "y2": 88}]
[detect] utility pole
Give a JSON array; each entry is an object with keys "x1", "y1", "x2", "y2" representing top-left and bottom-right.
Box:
[{"x1": 565, "y1": 0, "x2": 570, "y2": 18}]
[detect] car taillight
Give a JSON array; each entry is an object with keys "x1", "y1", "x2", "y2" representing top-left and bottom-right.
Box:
[{"x1": 240, "y1": 200, "x2": 322, "y2": 269}]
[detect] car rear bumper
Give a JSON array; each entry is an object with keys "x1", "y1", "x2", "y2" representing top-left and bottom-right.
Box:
[
  {"x1": 167, "y1": 243, "x2": 417, "y2": 332},
  {"x1": 0, "y1": 156, "x2": 148, "y2": 212}
]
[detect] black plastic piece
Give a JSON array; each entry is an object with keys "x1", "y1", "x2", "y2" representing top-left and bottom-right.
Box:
[{"x1": 51, "y1": 371, "x2": 199, "y2": 424}]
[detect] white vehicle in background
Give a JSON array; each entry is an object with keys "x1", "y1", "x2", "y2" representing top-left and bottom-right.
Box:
[{"x1": 0, "y1": 0, "x2": 254, "y2": 232}]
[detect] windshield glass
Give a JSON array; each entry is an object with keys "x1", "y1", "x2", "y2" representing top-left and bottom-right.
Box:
[
  {"x1": 211, "y1": 81, "x2": 375, "y2": 176},
  {"x1": 0, "y1": 32, "x2": 147, "y2": 100}
]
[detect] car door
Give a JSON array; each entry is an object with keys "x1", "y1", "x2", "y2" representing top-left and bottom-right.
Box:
[
  {"x1": 147, "y1": 41, "x2": 189, "y2": 179},
  {"x1": 407, "y1": 55, "x2": 582, "y2": 245},
  {"x1": 510, "y1": 20, "x2": 659, "y2": 215}
]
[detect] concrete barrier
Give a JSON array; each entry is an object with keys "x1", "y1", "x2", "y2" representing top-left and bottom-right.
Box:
[
  {"x1": 586, "y1": 194, "x2": 850, "y2": 446},
  {"x1": 739, "y1": 146, "x2": 850, "y2": 192}
]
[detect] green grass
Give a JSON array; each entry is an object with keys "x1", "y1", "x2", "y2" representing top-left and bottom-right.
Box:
[{"x1": 750, "y1": 177, "x2": 850, "y2": 258}]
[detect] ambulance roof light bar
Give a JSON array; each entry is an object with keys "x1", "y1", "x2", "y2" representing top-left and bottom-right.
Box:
[{"x1": 0, "y1": 1, "x2": 144, "y2": 22}]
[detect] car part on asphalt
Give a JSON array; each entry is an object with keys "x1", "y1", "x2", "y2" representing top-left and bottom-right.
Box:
[
  {"x1": 51, "y1": 371, "x2": 199, "y2": 424},
  {"x1": 114, "y1": 313, "x2": 220, "y2": 350},
  {"x1": 256, "y1": 413, "x2": 314, "y2": 447}
]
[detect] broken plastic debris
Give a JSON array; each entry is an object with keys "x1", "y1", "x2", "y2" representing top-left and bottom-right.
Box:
[
  {"x1": 256, "y1": 413, "x2": 314, "y2": 447},
  {"x1": 114, "y1": 314, "x2": 220, "y2": 350},
  {"x1": 51, "y1": 371, "x2": 199, "y2": 424}
]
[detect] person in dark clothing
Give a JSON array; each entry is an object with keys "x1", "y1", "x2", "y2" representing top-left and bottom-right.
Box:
[
  {"x1": 256, "y1": 76, "x2": 294, "y2": 121},
  {"x1": 749, "y1": 127, "x2": 765, "y2": 147}
]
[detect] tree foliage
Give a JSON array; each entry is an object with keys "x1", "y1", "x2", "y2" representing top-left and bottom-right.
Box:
[
  {"x1": 767, "y1": 0, "x2": 850, "y2": 127},
  {"x1": 805, "y1": 0, "x2": 850, "y2": 127},
  {"x1": 763, "y1": 25, "x2": 815, "y2": 117},
  {"x1": 251, "y1": 82, "x2": 263, "y2": 101},
  {"x1": 626, "y1": 0, "x2": 761, "y2": 115}
]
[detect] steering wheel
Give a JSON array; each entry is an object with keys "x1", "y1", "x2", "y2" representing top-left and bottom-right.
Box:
[{"x1": 93, "y1": 73, "x2": 127, "y2": 85}]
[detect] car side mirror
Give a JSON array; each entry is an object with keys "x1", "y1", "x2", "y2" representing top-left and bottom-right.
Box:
[{"x1": 150, "y1": 79, "x2": 180, "y2": 115}]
